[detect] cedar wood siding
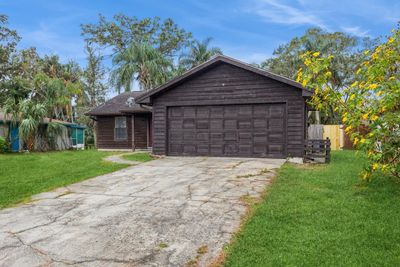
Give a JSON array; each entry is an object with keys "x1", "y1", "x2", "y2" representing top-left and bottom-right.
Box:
[
  {"x1": 96, "y1": 115, "x2": 133, "y2": 149},
  {"x1": 151, "y1": 62, "x2": 306, "y2": 157}
]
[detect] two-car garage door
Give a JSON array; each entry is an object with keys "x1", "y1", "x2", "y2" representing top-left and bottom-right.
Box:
[{"x1": 167, "y1": 103, "x2": 287, "y2": 158}]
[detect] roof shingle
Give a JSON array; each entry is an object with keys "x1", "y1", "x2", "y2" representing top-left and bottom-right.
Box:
[{"x1": 86, "y1": 91, "x2": 151, "y2": 116}]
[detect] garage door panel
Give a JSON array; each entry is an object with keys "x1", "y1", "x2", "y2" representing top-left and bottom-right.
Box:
[
  {"x1": 239, "y1": 144, "x2": 252, "y2": 154},
  {"x1": 169, "y1": 132, "x2": 182, "y2": 141},
  {"x1": 196, "y1": 132, "x2": 209, "y2": 142},
  {"x1": 238, "y1": 120, "x2": 251, "y2": 129},
  {"x1": 167, "y1": 103, "x2": 286, "y2": 158},
  {"x1": 254, "y1": 133, "x2": 267, "y2": 143},
  {"x1": 183, "y1": 144, "x2": 196, "y2": 154},
  {"x1": 268, "y1": 144, "x2": 284, "y2": 156},
  {"x1": 170, "y1": 107, "x2": 183, "y2": 117},
  {"x1": 169, "y1": 144, "x2": 182, "y2": 154},
  {"x1": 183, "y1": 131, "x2": 196, "y2": 141},
  {"x1": 254, "y1": 119, "x2": 267, "y2": 128},
  {"x1": 224, "y1": 143, "x2": 238, "y2": 154},
  {"x1": 239, "y1": 132, "x2": 252, "y2": 139},
  {"x1": 224, "y1": 132, "x2": 237, "y2": 141},
  {"x1": 196, "y1": 120, "x2": 209, "y2": 129},
  {"x1": 210, "y1": 145, "x2": 224, "y2": 155},
  {"x1": 197, "y1": 107, "x2": 210, "y2": 118},
  {"x1": 238, "y1": 105, "x2": 252, "y2": 116},
  {"x1": 270, "y1": 105, "x2": 285, "y2": 117},
  {"x1": 197, "y1": 144, "x2": 210, "y2": 155},
  {"x1": 253, "y1": 144, "x2": 267, "y2": 154},
  {"x1": 268, "y1": 133, "x2": 285, "y2": 142},
  {"x1": 210, "y1": 119, "x2": 223, "y2": 129},
  {"x1": 269, "y1": 118, "x2": 284, "y2": 129},
  {"x1": 183, "y1": 107, "x2": 196, "y2": 117},
  {"x1": 254, "y1": 105, "x2": 269, "y2": 117},
  {"x1": 224, "y1": 106, "x2": 238, "y2": 117},
  {"x1": 183, "y1": 119, "x2": 195, "y2": 129},
  {"x1": 224, "y1": 119, "x2": 237, "y2": 129},
  {"x1": 210, "y1": 132, "x2": 223, "y2": 143}
]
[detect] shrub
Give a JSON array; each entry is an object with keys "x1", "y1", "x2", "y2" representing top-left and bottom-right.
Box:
[
  {"x1": 297, "y1": 25, "x2": 400, "y2": 180},
  {"x1": 0, "y1": 136, "x2": 9, "y2": 153}
]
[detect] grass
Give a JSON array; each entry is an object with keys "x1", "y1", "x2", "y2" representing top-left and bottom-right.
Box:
[
  {"x1": 0, "y1": 150, "x2": 129, "y2": 208},
  {"x1": 122, "y1": 152, "x2": 154, "y2": 162},
  {"x1": 224, "y1": 150, "x2": 400, "y2": 267}
]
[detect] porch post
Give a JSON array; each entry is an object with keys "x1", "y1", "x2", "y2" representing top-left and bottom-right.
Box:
[
  {"x1": 131, "y1": 115, "x2": 135, "y2": 151},
  {"x1": 146, "y1": 115, "x2": 150, "y2": 148}
]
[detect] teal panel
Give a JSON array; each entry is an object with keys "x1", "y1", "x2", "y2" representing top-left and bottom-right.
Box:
[{"x1": 71, "y1": 128, "x2": 84, "y2": 145}]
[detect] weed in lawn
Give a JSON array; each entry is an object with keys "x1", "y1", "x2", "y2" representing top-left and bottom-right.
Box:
[
  {"x1": 186, "y1": 245, "x2": 209, "y2": 267},
  {"x1": 236, "y1": 168, "x2": 272, "y2": 179},
  {"x1": 158, "y1": 243, "x2": 168, "y2": 249}
]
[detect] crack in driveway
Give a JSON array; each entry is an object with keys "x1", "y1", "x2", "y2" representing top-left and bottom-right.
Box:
[{"x1": 0, "y1": 156, "x2": 285, "y2": 267}]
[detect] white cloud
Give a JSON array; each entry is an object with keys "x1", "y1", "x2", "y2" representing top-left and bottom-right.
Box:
[
  {"x1": 247, "y1": 0, "x2": 326, "y2": 28},
  {"x1": 341, "y1": 26, "x2": 370, "y2": 37},
  {"x1": 21, "y1": 24, "x2": 86, "y2": 64}
]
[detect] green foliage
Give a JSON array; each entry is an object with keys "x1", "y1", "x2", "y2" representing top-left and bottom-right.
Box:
[
  {"x1": 297, "y1": 25, "x2": 400, "y2": 179},
  {"x1": 80, "y1": 43, "x2": 107, "y2": 107},
  {"x1": 0, "y1": 150, "x2": 129, "y2": 208},
  {"x1": 260, "y1": 28, "x2": 377, "y2": 123},
  {"x1": 0, "y1": 31, "x2": 85, "y2": 151},
  {"x1": 0, "y1": 136, "x2": 8, "y2": 153},
  {"x1": 224, "y1": 151, "x2": 400, "y2": 266},
  {"x1": 0, "y1": 15, "x2": 20, "y2": 78},
  {"x1": 179, "y1": 37, "x2": 222, "y2": 69},
  {"x1": 81, "y1": 14, "x2": 192, "y2": 56},
  {"x1": 111, "y1": 42, "x2": 171, "y2": 92}
]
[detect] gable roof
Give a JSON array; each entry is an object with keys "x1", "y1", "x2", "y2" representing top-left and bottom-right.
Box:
[
  {"x1": 86, "y1": 91, "x2": 152, "y2": 116},
  {"x1": 135, "y1": 55, "x2": 312, "y2": 104}
]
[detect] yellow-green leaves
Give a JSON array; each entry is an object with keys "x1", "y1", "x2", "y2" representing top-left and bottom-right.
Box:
[{"x1": 297, "y1": 25, "x2": 400, "y2": 180}]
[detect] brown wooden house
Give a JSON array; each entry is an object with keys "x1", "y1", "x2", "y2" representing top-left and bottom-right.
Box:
[
  {"x1": 135, "y1": 55, "x2": 311, "y2": 158},
  {"x1": 90, "y1": 55, "x2": 312, "y2": 157},
  {"x1": 87, "y1": 92, "x2": 152, "y2": 150}
]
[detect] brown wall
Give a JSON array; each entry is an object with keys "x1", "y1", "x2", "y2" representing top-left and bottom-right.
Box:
[
  {"x1": 151, "y1": 62, "x2": 306, "y2": 157},
  {"x1": 96, "y1": 115, "x2": 132, "y2": 149},
  {"x1": 96, "y1": 114, "x2": 152, "y2": 150}
]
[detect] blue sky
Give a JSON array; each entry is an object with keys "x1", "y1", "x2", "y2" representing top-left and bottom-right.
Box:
[{"x1": 2, "y1": 0, "x2": 399, "y2": 67}]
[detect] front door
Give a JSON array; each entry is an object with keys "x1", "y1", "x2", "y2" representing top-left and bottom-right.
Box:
[{"x1": 134, "y1": 114, "x2": 149, "y2": 149}]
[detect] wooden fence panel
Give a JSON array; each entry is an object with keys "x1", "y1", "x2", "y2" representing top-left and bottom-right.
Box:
[{"x1": 323, "y1": 125, "x2": 341, "y2": 150}]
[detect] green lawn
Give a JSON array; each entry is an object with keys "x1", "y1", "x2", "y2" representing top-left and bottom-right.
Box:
[
  {"x1": 122, "y1": 152, "x2": 154, "y2": 162},
  {"x1": 0, "y1": 150, "x2": 129, "y2": 208},
  {"x1": 224, "y1": 151, "x2": 400, "y2": 267}
]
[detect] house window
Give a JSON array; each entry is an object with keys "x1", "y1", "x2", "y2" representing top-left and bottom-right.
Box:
[{"x1": 115, "y1": 117, "x2": 127, "y2": 140}]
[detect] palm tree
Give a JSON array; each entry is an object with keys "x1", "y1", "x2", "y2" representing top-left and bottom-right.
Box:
[
  {"x1": 6, "y1": 99, "x2": 46, "y2": 151},
  {"x1": 179, "y1": 37, "x2": 222, "y2": 69},
  {"x1": 110, "y1": 42, "x2": 171, "y2": 93}
]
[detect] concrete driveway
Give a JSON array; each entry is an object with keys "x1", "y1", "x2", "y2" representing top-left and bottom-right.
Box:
[{"x1": 0, "y1": 156, "x2": 285, "y2": 267}]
